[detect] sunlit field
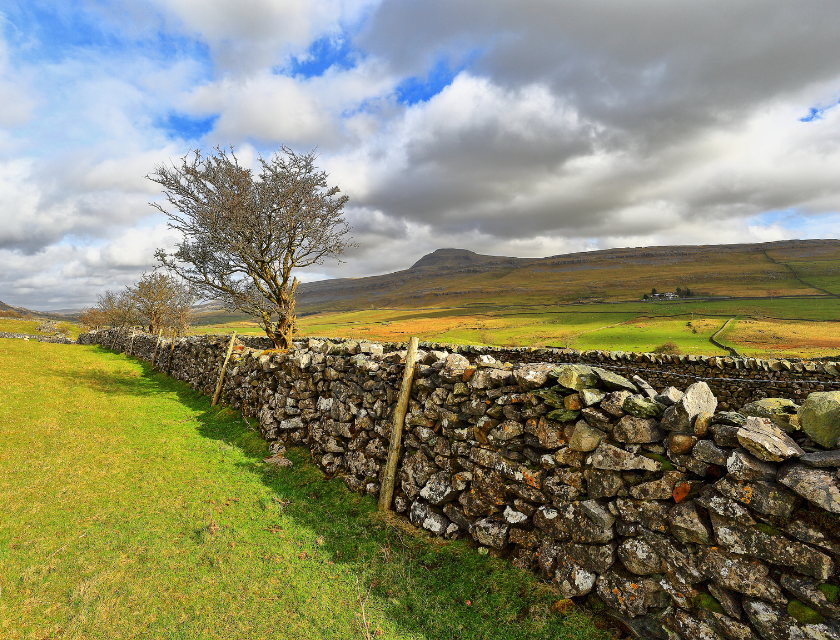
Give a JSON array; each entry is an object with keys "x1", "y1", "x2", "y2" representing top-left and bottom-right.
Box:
[
  {"x1": 0, "y1": 340, "x2": 610, "y2": 640},
  {"x1": 189, "y1": 297, "x2": 840, "y2": 359}
]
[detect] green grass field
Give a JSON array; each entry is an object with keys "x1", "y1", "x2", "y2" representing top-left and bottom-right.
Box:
[
  {"x1": 0, "y1": 317, "x2": 82, "y2": 339},
  {"x1": 0, "y1": 339, "x2": 611, "y2": 640}
]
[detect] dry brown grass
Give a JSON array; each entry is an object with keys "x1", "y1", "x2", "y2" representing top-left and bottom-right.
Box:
[{"x1": 729, "y1": 319, "x2": 840, "y2": 358}]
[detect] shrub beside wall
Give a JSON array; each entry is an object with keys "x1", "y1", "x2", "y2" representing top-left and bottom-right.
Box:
[{"x1": 77, "y1": 329, "x2": 840, "y2": 640}]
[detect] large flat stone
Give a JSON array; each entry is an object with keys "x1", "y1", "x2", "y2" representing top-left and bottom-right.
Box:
[
  {"x1": 778, "y1": 462, "x2": 840, "y2": 514},
  {"x1": 798, "y1": 391, "x2": 840, "y2": 449},
  {"x1": 661, "y1": 381, "x2": 718, "y2": 433},
  {"x1": 696, "y1": 546, "x2": 786, "y2": 605},
  {"x1": 736, "y1": 416, "x2": 804, "y2": 462},
  {"x1": 613, "y1": 416, "x2": 665, "y2": 443},
  {"x1": 587, "y1": 442, "x2": 661, "y2": 471},
  {"x1": 709, "y1": 511, "x2": 834, "y2": 581},
  {"x1": 741, "y1": 398, "x2": 800, "y2": 432}
]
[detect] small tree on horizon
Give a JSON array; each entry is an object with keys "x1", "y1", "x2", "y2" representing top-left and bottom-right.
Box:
[
  {"x1": 148, "y1": 146, "x2": 354, "y2": 349},
  {"x1": 129, "y1": 272, "x2": 195, "y2": 335}
]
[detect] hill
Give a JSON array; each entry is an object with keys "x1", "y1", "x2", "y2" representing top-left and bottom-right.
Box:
[
  {"x1": 0, "y1": 299, "x2": 77, "y2": 322},
  {"x1": 289, "y1": 239, "x2": 840, "y2": 312}
]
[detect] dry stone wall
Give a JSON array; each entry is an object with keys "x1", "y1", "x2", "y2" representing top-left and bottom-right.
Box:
[
  {"x1": 0, "y1": 331, "x2": 75, "y2": 344},
  {"x1": 76, "y1": 329, "x2": 840, "y2": 640}
]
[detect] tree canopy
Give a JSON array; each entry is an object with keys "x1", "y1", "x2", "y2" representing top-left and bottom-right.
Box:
[{"x1": 149, "y1": 146, "x2": 353, "y2": 348}]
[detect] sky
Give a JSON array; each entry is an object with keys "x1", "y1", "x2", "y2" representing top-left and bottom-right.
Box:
[{"x1": 1, "y1": 0, "x2": 840, "y2": 310}]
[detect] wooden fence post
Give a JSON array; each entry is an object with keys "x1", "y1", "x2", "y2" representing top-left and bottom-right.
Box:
[
  {"x1": 166, "y1": 331, "x2": 178, "y2": 373},
  {"x1": 212, "y1": 332, "x2": 238, "y2": 406},
  {"x1": 127, "y1": 331, "x2": 135, "y2": 356},
  {"x1": 378, "y1": 336, "x2": 419, "y2": 511},
  {"x1": 151, "y1": 329, "x2": 164, "y2": 368},
  {"x1": 110, "y1": 327, "x2": 121, "y2": 350}
]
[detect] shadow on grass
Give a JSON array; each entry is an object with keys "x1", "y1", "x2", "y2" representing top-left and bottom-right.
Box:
[{"x1": 114, "y1": 352, "x2": 614, "y2": 640}]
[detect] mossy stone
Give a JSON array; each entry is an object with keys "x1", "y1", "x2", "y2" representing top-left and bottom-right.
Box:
[
  {"x1": 754, "y1": 522, "x2": 784, "y2": 537},
  {"x1": 692, "y1": 593, "x2": 724, "y2": 614},
  {"x1": 818, "y1": 584, "x2": 839, "y2": 603},
  {"x1": 641, "y1": 452, "x2": 675, "y2": 471},
  {"x1": 787, "y1": 600, "x2": 824, "y2": 624}
]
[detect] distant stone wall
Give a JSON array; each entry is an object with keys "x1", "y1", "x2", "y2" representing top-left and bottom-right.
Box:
[
  {"x1": 0, "y1": 331, "x2": 75, "y2": 344},
  {"x1": 77, "y1": 329, "x2": 840, "y2": 640}
]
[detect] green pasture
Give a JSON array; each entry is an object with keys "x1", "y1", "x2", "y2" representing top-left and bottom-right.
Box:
[
  {"x1": 0, "y1": 339, "x2": 609, "y2": 640},
  {"x1": 0, "y1": 317, "x2": 82, "y2": 339}
]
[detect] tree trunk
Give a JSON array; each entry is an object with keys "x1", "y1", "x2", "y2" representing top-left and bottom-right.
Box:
[{"x1": 262, "y1": 278, "x2": 299, "y2": 350}]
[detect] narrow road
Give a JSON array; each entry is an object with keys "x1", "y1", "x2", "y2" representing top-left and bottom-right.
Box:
[{"x1": 710, "y1": 317, "x2": 740, "y2": 356}]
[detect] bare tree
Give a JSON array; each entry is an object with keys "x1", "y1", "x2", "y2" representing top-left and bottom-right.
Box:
[
  {"x1": 96, "y1": 289, "x2": 138, "y2": 329},
  {"x1": 148, "y1": 146, "x2": 353, "y2": 348},
  {"x1": 129, "y1": 272, "x2": 194, "y2": 335},
  {"x1": 162, "y1": 277, "x2": 196, "y2": 337},
  {"x1": 79, "y1": 307, "x2": 107, "y2": 330}
]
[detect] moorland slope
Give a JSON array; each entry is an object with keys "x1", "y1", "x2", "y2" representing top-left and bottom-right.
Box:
[{"x1": 291, "y1": 238, "x2": 840, "y2": 312}]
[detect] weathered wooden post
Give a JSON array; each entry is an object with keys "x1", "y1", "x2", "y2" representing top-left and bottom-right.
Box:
[
  {"x1": 212, "y1": 332, "x2": 238, "y2": 406},
  {"x1": 166, "y1": 331, "x2": 178, "y2": 373},
  {"x1": 150, "y1": 329, "x2": 164, "y2": 368},
  {"x1": 378, "y1": 336, "x2": 419, "y2": 511},
  {"x1": 127, "y1": 331, "x2": 135, "y2": 356}
]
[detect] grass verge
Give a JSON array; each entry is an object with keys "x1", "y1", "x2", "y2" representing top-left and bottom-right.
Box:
[{"x1": 0, "y1": 339, "x2": 612, "y2": 640}]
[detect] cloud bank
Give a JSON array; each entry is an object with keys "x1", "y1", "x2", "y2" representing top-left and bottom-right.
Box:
[{"x1": 1, "y1": 0, "x2": 839, "y2": 309}]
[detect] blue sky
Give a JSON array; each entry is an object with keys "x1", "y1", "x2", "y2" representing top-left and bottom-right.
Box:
[{"x1": 1, "y1": 0, "x2": 840, "y2": 309}]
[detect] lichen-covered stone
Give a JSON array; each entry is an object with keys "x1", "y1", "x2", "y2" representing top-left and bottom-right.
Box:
[
  {"x1": 778, "y1": 462, "x2": 840, "y2": 514},
  {"x1": 662, "y1": 609, "x2": 725, "y2": 640},
  {"x1": 726, "y1": 448, "x2": 777, "y2": 481},
  {"x1": 579, "y1": 499, "x2": 616, "y2": 529},
  {"x1": 662, "y1": 382, "x2": 718, "y2": 433},
  {"x1": 693, "y1": 439, "x2": 729, "y2": 466},
  {"x1": 584, "y1": 468, "x2": 626, "y2": 498},
  {"x1": 591, "y1": 366, "x2": 639, "y2": 392},
  {"x1": 553, "y1": 557, "x2": 597, "y2": 598},
  {"x1": 613, "y1": 416, "x2": 665, "y2": 443},
  {"x1": 696, "y1": 547, "x2": 786, "y2": 605},
  {"x1": 736, "y1": 416, "x2": 804, "y2": 462},
  {"x1": 595, "y1": 569, "x2": 652, "y2": 617},
  {"x1": 419, "y1": 471, "x2": 456, "y2": 505},
  {"x1": 618, "y1": 538, "x2": 662, "y2": 575},
  {"x1": 654, "y1": 386, "x2": 684, "y2": 407},
  {"x1": 623, "y1": 395, "x2": 664, "y2": 419},
  {"x1": 780, "y1": 573, "x2": 840, "y2": 619},
  {"x1": 713, "y1": 477, "x2": 799, "y2": 518},
  {"x1": 533, "y1": 503, "x2": 615, "y2": 543},
  {"x1": 409, "y1": 500, "x2": 450, "y2": 535},
  {"x1": 472, "y1": 517, "x2": 509, "y2": 549},
  {"x1": 601, "y1": 391, "x2": 631, "y2": 417},
  {"x1": 742, "y1": 398, "x2": 801, "y2": 432},
  {"x1": 512, "y1": 363, "x2": 555, "y2": 390},
  {"x1": 613, "y1": 498, "x2": 672, "y2": 534},
  {"x1": 709, "y1": 511, "x2": 834, "y2": 581},
  {"x1": 588, "y1": 442, "x2": 661, "y2": 471},
  {"x1": 798, "y1": 391, "x2": 840, "y2": 449},
  {"x1": 800, "y1": 450, "x2": 840, "y2": 468},
  {"x1": 629, "y1": 470, "x2": 685, "y2": 500},
  {"x1": 569, "y1": 421, "x2": 606, "y2": 452},
  {"x1": 696, "y1": 485, "x2": 756, "y2": 526},
  {"x1": 669, "y1": 500, "x2": 712, "y2": 544},
  {"x1": 549, "y1": 364, "x2": 599, "y2": 391},
  {"x1": 487, "y1": 419, "x2": 524, "y2": 441},
  {"x1": 580, "y1": 388, "x2": 606, "y2": 407}
]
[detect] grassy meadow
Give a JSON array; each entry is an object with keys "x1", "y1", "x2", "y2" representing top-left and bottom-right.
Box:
[
  {"x1": 190, "y1": 296, "x2": 840, "y2": 359},
  {"x1": 0, "y1": 339, "x2": 612, "y2": 640}
]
